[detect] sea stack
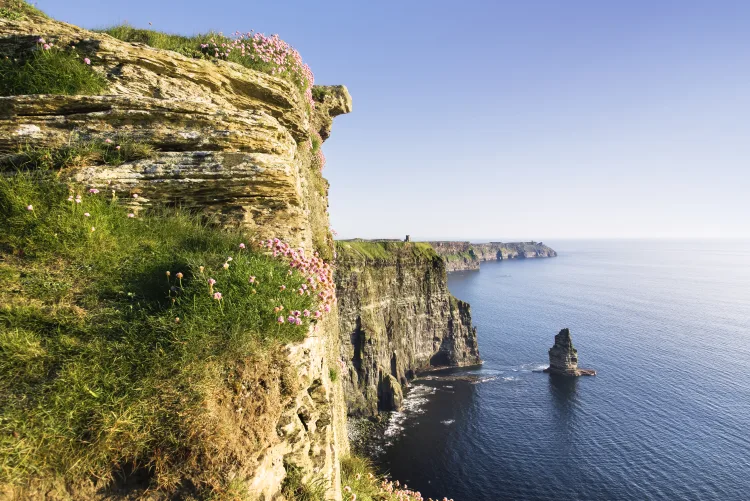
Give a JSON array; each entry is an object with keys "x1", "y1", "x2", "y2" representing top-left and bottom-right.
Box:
[{"x1": 543, "y1": 328, "x2": 596, "y2": 376}]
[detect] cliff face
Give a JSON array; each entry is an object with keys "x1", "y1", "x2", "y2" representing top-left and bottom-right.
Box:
[
  {"x1": 1, "y1": 12, "x2": 351, "y2": 500},
  {"x1": 430, "y1": 241, "x2": 557, "y2": 272},
  {"x1": 0, "y1": 14, "x2": 352, "y2": 259},
  {"x1": 335, "y1": 241, "x2": 480, "y2": 417}
]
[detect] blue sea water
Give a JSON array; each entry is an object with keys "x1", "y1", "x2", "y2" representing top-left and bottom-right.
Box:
[{"x1": 376, "y1": 240, "x2": 750, "y2": 501}]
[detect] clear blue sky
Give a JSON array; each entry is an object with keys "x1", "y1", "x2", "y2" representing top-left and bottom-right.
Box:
[{"x1": 39, "y1": 0, "x2": 750, "y2": 240}]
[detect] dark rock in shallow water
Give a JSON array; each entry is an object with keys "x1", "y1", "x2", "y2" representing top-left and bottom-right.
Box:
[{"x1": 543, "y1": 328, "x2": 596, "y2": 376}]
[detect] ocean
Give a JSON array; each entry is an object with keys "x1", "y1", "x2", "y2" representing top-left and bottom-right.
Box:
[{"x1": 374, "y1": 240, "x2": 750, "y2": 500}]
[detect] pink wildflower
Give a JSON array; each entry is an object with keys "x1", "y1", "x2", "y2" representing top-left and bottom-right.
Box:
[
  {"x1": 26, "y1": 205, "x2": 33, "y2": 211},
  {"x1": 115, "y1": 145, "x2": 121, "y2": 150},
  {"x1": 84, "y1": 212, "x2": 90, "y2": 217},
  {"x1": 132, "y1": 193, "x2": 139, "y2": 198},
  {"x1": 127, "y1": 213, "x2": 135, "y2": 218},
  {"x1": 239, "y1": 243, "x2": 246, "y2": 249},
  {"x1": 213, "y1": 292, "x2": 222, "y2": 300},
  {"x1": 83, "y1": 57, "x2": 91, "y2": 64},
  {"x1": 277, "y1": 316, "x2": 284, "y2": 324},
  {"x1": 89, "y1": 188, "x2": 99, "y2": 194},
  {"x1": 105, "y1": 138, "x2": 113, "y2": 144},
  {"x1": 249, "y1": 276, "x2": 256, "y2": 283},
  {"x1": 279, "y1": 285, "x2": 286, "y2": 291}
]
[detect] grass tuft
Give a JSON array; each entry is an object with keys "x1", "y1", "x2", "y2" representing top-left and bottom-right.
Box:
[
  {"x1": 0, "y1": 172, "x2": 323, "y2": 492},
  {"x1": 341, "y1": 455, "x2": 430, "y2": 501},
  {"x1": 0, "y1": 45, "x2": 107, "y2": 97},
  {"x1": 282, "y1": 462, "x2": 327, "y2": 501},
  {"x1": 2, "y1": 137, "x2": 156, "y2": 172}
]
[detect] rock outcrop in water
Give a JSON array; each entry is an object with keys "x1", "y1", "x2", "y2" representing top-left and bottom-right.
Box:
[
  {"x1": 543, "y1": 328, "x2": 596, "y2": 376},
  {"x1": 429, "y1": 241, "x2": 557, "y2": 272}
]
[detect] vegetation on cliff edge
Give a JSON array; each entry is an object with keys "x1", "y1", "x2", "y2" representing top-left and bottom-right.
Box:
[
  {"x1": 0, "y1": 0, "x2": 47, "y2": 20},
  {"x1": 0, "y1": 172, "x2": 329, "y2": 496},
  {"x1": 336, "y1": 240, "x2": 437, "y2": 262},
  {"x1": 342, "y1": 455, "x2": 452, "y2": 501},
  {"x1": 0, "y1": 38, "x2": 107, "y2": 97}
]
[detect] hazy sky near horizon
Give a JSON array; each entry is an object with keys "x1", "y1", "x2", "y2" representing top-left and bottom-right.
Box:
[{"x1": 39, "y1": 0, "x2": 750, "y2": 240}]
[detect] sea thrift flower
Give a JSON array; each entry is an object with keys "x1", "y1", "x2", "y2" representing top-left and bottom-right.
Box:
[
  {"x1": 175, "y1": 317, "x2": 180, "y2": 323},
  {"x1": 26, "y1": 205, "x2": 33, "y2": 211},
  {"x1": 277, "y1": 316, "x2": 284, "y2": 323},
  {"x1": 132, "y1": 193, "x2": 138, "y2": 198},
  {"x1": 115, "y1": 145, "x2": 121, "y2": 150},
  {"x1": 83, "y1": 57, "x2": 91, "y2": 64},
  {"x1": 279, "y1": 285, "x2": 286, "y2": 291},
  {"x1": 222, "y1": 262, "x2": 230, "y2": 270},
  {"x1": 226, "y1": 257, "x2": 233, "y2": 262},
  {"x1": 208, "y1": 278, "x2": 216, "y2": 294},
  {"x1": 176, "y1": 272, "x2": 183, "y2": 279},
  {"x1": 199, "y1": 266, "x2": 205, "y2": 274},
  {"x1": 127, "y1": 213, "x2": 135, "y2": 218},
  {"x1": 90, "y1": 227, "x2": 95, "y2": 232},
  {"x1": 213, "y1": 292, "x2": 222, "y2": 300},
  {"x1": 105, "y1": 139, "x2": 113, "y2": 144},
  {"x1": 249, "y1": 276, "x2": 256, "y2": 283},
  {"x1": 68, "y1": 196, "x2": 74, "y2": 202},
  {"x1": 43, "y1": 44, "x2": 50, "y2": 50},
  {"x1": 37, "y1": 38, "x2": 45, "y2": 44},
  {"x1": 89, "y1": 188, "x2": 99, "y2": 194},
  {"x1": 84, "y1": 212, "x2": 90, "y2": 217},
  {"x1": 239, "y1": 243, "x2": 246, "y2": 249}
]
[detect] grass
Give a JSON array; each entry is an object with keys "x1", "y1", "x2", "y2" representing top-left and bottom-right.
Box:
[
  {"x1": 329, "y1": 367, "x2": 338, "y2": 382},
  {"x1": 443, "y1": 250, "x2": 476, "y2": 262},
  {"x1": 0, "y1": 0, "x2": 47, "y2": 20},
  {"x1": 341, "y1": 455, "x2": 433, "y2": 501},
  {"x1": 0, "y1": 46, "x2": 107, "y2": 97},
  {"x1": 281, "y1": 462, "x2": 327, "y2": 501},
  {"x1": 1, "y1": 137, "x2": 156, "y2": 172},
  {"x1": 336, "y1": 240, "x2": 437, "y2": 262},
  {"x1": 0, "y1": 172, "x2": 323, "y2": 495},
  {"x1": 99, "y1": 24, "x2": 311, "y2": 101}
]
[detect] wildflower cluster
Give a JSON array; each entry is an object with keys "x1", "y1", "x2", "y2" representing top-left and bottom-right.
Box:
[
  {"x1": 200, "y1": 31, "x2": 315, "y2": 109},
  {"x1": 259, "y1": 237, "x2": 336, "y2": 324},
  {"x1": 34, "y1": 36, "x2": 91, "y2": 67}
]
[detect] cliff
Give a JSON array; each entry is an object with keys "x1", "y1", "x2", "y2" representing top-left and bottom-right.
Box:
[
  {"x1": 429, "y1": 241, "x2": 557, "y2": 272},
  {"x1": 335, "y1": 240, "x2": 481, "y2": 417},
  {"x1": 0, "y1": 8, "x2": 351, "y2": 500}
]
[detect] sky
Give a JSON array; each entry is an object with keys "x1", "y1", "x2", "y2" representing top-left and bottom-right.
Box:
[{"x1": 38, "y1": 0, "x2": 750, "y2": 240}]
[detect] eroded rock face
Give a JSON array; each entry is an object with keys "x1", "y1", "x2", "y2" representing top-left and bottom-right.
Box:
[
  {"x1": 335, "y1": 242, "x2": 481, "y2": 417},
  {"x1": 544, "y1": 328, "x2": 596, "y2": 376},
  {"x1": 0, "y1": 13, "x2": 352, "y2": 500},
  {"x1": 429, "y1": 241, "x2": 557, "y2": 272},
  {"x1": 0, "y1": 15, "x2": 351, "y2": 257}
]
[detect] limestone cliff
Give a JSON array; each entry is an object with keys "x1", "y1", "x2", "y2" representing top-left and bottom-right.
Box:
[
  {"x1": 429, "y1": 241, "x2": 557, "y2": 272},
  {"x1": 0, "y1": 13, "x2": 352, "y2": 260},
  {"x1": 335, "y1": 241, "x2": 481, "y2": 417},
  {"x1": 1, "y1": 12, "x2": 351, "y2": 500}
]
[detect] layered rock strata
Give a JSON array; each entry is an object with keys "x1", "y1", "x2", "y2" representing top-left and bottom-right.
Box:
[
  {"x1": 429, "y1": 241, "x2": 557, "y2": 272},
  {"x1": 543, "y1": 328, "x2": 596, "y2": 376},
  {"x1": 0, "y1": 14, "x2": 351, "y2": 258},
  {"x1": 1, "y1": 12, "x2": 350, "y2": 500},
  {"x1": 335, "y1": 240, "x2": 481, "y2": 417}
]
